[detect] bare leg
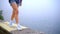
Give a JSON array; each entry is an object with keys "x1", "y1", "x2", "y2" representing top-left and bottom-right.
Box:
[
  {"x1": 11, "y1": 3, "x2": 22, "y2": 30},
  {"x1": 15, "y1": 9, "x2": 19, "y2": 24},
  {"x1": 11, "y1": 2, "x2": 18, "y2": 24},
  {"x1": 11, "y1": 10, "x2": 15, "y2": 20}
]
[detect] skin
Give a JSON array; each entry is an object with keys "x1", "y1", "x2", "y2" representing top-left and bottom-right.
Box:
[{"x1": 11, "y1": 2, "x2": 19, "y2": 24}]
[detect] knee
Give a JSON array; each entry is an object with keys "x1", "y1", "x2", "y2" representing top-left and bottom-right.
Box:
[
  {"x1": 14, "y1": 9, "x2": 19, "y2": 15},
  {"x1": 15, "y1": 11, "x2": 18, "y2": 15}
]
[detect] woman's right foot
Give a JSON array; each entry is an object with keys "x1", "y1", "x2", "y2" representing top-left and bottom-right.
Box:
[
  {"x1": 9, "y1": 20, "x2": 13, "y2": 26},
  {"x1": 9, "y1": 21, "x2": 17, "y2": 27}
]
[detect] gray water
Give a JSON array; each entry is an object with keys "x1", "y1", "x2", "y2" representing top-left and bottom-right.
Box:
[{"x1": 0, "y1": 0, "x2": 60, "y2": 34}]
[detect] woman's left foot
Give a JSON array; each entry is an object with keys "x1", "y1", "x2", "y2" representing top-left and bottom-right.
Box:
[
  {"x1": 17, "y1": 24, "x2": 22, "y2": 30},
  {"x1": 17, "y1": 24, "x2": 27, "y2": 30}
]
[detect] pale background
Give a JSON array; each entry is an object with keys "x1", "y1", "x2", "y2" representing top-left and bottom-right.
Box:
[{"x1": 0, "y1": 0, "x2": 60, "y2": 34}]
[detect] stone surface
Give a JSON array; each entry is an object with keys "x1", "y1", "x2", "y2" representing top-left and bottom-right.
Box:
[{"x1": 0, "y1": 22, "x2": 44, "y2": 34}]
